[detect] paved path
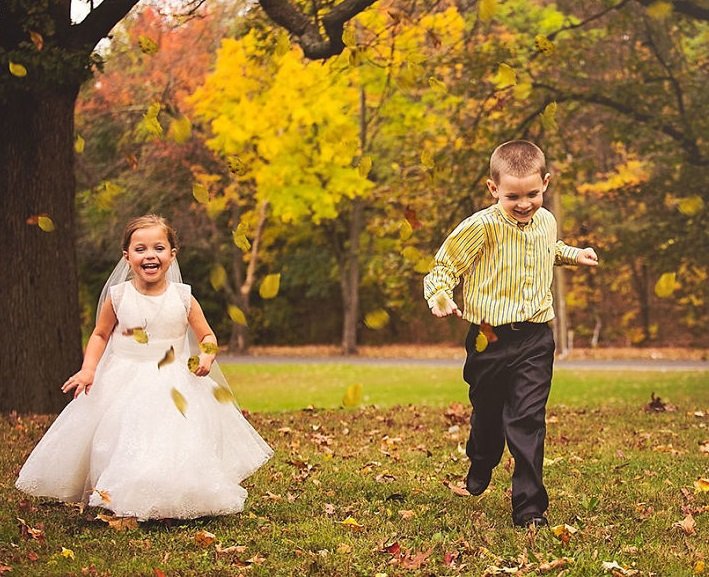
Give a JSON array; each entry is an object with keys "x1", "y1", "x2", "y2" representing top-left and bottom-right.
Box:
[{"x1": 220, "y1": 355, "x2": 708, "y2": 372}]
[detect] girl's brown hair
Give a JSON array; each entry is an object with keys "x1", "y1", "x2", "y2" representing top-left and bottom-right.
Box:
[{"x1": 122, "y1": 214, "x2": 178, "y2": 252}]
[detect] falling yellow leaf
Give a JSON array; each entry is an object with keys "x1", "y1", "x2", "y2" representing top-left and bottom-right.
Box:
[
  {"x1": 342, "y1": 383, "x2": 363, "y2": 408},
  {"x1": 210, "y1": 264, "x2": 227, "y2": 291},
  {"x1": 677, "y1": 195, "x2": 704, "y2": 216},
  {"x1": 654, "y1": 272, "x2": 678, "y2": 298},
  {"x1": 340, "y1": 516, "x2": 364, "y2": 531},
  {"x1": 194, "y1": 529, "x2": 216, "y2": 547},
  {"x1": 138, "y1": 35, "x2": 159, "y2": 55},
  {"x1": 171, "y1": 387, "x2": 187, "y2": 416},
  {"x1": 30, "y1": 31, "x2": 44, "y2": 51},
  {"x1": 259, "y1": 273, "x2": 281, "y2": 299},
  {"x1": 359, "y1": 155, "x2": 372, "y2": 178},
  {"x1": 275, "y1": 31, "x2": 291, "y2": 56},
  {"x1": 694, "y1": 477, "x2": 709, "y2": 492},
  {"x1": 534, "y1": 34, "x2": 555, "y2": 55},
  {"x1": 9, "y1": 61, "x2": 27, "y2": 77},
  {"x1": 646, "y1": 1, "x2": 673, "y2": 19},
  {"x1": 401, "y1": 246, "x2": 421, "y2": 263},
  {"x1": 364, "y1": 309, "x2": 390, "y2": 330},
  {"x1": 158, "y1": 346, "x2": 175, "y2": 369},
  {"x1": 400, "y1": 219, "x2": 413, "y2": 241},
  {"x1": 227, "y1": 304, "x2": 247, "y2": 326},
  {"x1": 475, "y1": 332, "x2": 488, "y2": 353},
  {"x1": 514, "y1": 82, "x2": 532, "y2": 100},
  {"x1": 168, "y1": 115, "x2": 192, "y2": 144},
  {"x1": 200, "y1": 342, "x2": 219, "y2": 355},
  {"x1": 428, "y1": 77, "x2": 447, "y2": 94},
  {"x1": 414, "y1": 257, "x2": 433, "y2": 274},
  {"x1": 232, "y1": 229, "x2": 251, "y2": 252},
  {"x1": 213, "y1": 386, "x2": 234, "y2": 404},
  {"x1": 494, "y1": 63, "x2": 516, "y2": 88},
  {"x1": 539, "y1": 101, "x2": 557, "y2": 131},
  {"x1": 132, "y1": 328, "x2": 148, "y2": 344},
  {"x1": 135, "y1": 102, "x2": 163, "y2": 140},
  {"x1": 226, "y1": 155, "x2": 248, "y2": 176},
  {"x1": 478, "y1": 0, "x2": 497, "y2": 21},
  {"x1": 74, "y1": 134, "x2": 85, "y2": 154},
  {"x1": 187, "y1": 355, "x2": 199, "y2": 373},
  {"x1": 61, "y1": 547, "x2": 75, "y2": 560},
  {"x1": 342, "y1": 27, "x2": 357, "y2": 48},
  {"x1": 192, "y1": 183, "x2": 209, "y2": 204},
  {"x1": 37, "y1": 216, "x2": 55, "y2": 232},
  {"x1": 420, "y1": 148, "x2": 435, "y2": 169}
]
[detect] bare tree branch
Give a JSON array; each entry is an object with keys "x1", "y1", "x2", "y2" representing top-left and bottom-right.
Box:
[
  {"x1": 635, "y1": 0, "x2": 709, "y2": 21},
  {"x1": 70, "y1": 0, "x2": 142, "y2": 50},
  {"x1": 258, "y1": 0, "x2": 377, "y2": 59}
]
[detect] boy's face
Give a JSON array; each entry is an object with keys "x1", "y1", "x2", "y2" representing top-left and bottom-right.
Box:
[{"x1": 487, "y1": 172, "x2": 550, "y2": 225}]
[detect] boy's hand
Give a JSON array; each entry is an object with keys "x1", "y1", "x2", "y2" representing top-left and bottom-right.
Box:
[
  {"x1": 577, "y1": 247, "x2": 599, "y2": 267},
  {"x1": 431, "y1": 293, "x2": 463, "y2": 318}
]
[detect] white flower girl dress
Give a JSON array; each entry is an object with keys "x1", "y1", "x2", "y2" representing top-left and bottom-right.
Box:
[{"x1": 16, "y1": 280, "x2": 272, "y2": 520}]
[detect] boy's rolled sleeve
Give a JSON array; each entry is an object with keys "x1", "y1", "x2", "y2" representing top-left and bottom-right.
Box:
[
  {"x1": 555, "y1": 240, "x2": 582, "y2": 265},
  {"x1": 424, "y1": 217, "x2": 484, "y2": 306}
]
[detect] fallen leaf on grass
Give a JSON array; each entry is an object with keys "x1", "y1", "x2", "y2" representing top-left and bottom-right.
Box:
[
  {"x1": 215, "y1": 544, "x2": 248, "y2": 558},
  {"x1": 400, "y1": 548, "x2": 434, "y2": 570},
  {"x1": 645, "y1": 392, "x2": 676, "y2": 412},
  {"x1": 673, "y1": 513, "x2": 696, "y2": 535},
  {"x1": 153, "y1": 569, "x2": 166, "y2": 577},
  {"x1": 340, "y1": 516, "x2": 364, "y2": 531},
  {"x1": 95, "y1": 514, "x2": 139, "y2": 532},
  {"x1": 602, "y1": 560, "x2": 640, "y2": 576},
  {"x1": 445, "y1": 481, "x2": 470, "y2": 497},
  {"x1": 93, "y1": 488, "x2": 111, "y2": 503},
  {"x1": 694, "y1": 478, "x2": 709, "y2": 492},
  {"x1": 538, "y1": 557, "x2": 574, "y2": 573},
  {"x1": 551, "y1": 524, "x2": 578, "y2": 545},
  {"x1": 398, "y1": 509, "x2": 415, "y2": 520},
  {"x1": 17, "y1": 517, "x2": 45, "y2": 542},
  {"x1": 0, "y1": 565, "x2": 13, "y2": 575},
  {"x1": 61, "y1": 547, "x2": 75, "y2": 560},
  {"x1": 195, "y1": 529, "x2": 216, "y2": 547}
]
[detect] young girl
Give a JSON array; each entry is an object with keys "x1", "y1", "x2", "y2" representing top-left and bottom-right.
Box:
[{"x1": 16, "y1": 214, "x2": 273, "y2": 520}]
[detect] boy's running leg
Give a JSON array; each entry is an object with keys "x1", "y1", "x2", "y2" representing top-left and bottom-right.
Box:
[
  {"x1": 463, "y1": 324, "x2": 508, "y2": 493},
  {"x1": 503, "y1": 323, "x2": 554, "y2": 526}
]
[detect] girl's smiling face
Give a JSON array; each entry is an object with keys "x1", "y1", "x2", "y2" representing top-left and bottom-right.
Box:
[{"x1": 123, "y1": 225, "x2": 176, "y2": 290}]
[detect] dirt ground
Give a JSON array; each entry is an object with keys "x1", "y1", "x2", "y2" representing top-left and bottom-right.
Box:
[{"x1": 245, "y1": 344, "x2": 708, "y2": 361}]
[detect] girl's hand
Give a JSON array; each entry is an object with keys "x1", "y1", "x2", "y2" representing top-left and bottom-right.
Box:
[
  {"x1": 577, "y1": 247, "x2": 599, "y2": 267},
  {"x1": 62, "y1": 368, "x2": 95, "y2": 398},
  {"x1": 193, "y1": 353, "x2": 215, "y2": 377}
]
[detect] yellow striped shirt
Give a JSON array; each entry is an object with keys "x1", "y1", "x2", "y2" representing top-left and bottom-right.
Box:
[{"x1": 424, "y1": 203, "x2": 581, "y2": 325}]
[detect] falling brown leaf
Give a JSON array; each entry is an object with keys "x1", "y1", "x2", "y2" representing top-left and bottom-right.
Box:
[
  {"x1": 158, "y1": 346, "x2": 175, "y2": 369},
  {"x1": 93, "y1": 488, "x2": 111, "y2": 504},
  {"x1": 404, "y1": 207, "x2": 423, "y2": 229}
]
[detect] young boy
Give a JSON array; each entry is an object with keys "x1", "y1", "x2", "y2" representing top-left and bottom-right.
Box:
[{"x1": 424, "y1": 140, "x2": 598, "y2": 528}]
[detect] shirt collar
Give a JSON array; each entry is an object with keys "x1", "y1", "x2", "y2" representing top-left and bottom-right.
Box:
[{"x1": 493, "y1": 203, "x2": 535, "y2": 229}]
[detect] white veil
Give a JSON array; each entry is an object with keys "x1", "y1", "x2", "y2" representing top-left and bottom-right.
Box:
[{"x1": 97, "y1": 258, "x2": 239, "y2": 409}]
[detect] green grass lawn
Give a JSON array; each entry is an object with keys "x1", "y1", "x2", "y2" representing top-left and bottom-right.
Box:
[
  {"x1": 222, "y1": 362, "x2": 709, "y2": 412},
  {"x1": 1, "y1": 366, "x2": 707, "y2": 576}
]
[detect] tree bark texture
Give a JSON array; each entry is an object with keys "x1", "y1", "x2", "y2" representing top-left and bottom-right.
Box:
[
  {"x1": 0, "y1": 87, "x2": 83, "y2": 413},
  {"x1": 340, "y1": 197, "x2": 363, "y2": 355}
]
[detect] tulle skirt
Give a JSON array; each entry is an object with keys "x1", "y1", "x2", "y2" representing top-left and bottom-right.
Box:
[{"x1": 16, "y1": 346, "x2": 273, "y2": 520}]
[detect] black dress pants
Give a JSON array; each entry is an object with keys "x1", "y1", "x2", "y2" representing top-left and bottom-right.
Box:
[{"x1": 463, "y1": 321, "x2": 554, "y2": 524}]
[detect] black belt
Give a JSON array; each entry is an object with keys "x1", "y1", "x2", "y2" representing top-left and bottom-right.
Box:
[{"x1": 491, "y1": 321, "x2": 543, "y2": 337}]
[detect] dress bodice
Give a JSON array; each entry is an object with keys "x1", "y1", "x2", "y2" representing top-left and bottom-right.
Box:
[{"x1": 109, "y1": 281, "x2": 192, "y2": 358}]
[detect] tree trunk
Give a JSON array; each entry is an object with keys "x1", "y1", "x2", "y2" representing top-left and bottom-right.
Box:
[
  {"x1": 0, "y1": 87, "x2": 83, "y2": 413},
  {"x1": 630, "y1": 260, "x2": 652, "y2": 345},
  {"x1": 340, "y1": 197, "x2": 363, "y2": 355}
]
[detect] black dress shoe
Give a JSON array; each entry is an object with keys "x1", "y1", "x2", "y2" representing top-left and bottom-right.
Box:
[
  {"x1": 514, "y1": 514, "x2": 548, "y2": 528},
  {"x1": 465, "y1": 465, "x2": 492, "y2": 496}
]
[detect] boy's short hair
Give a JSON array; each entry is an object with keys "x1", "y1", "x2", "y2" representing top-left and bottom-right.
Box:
[{"x1": 489, "y1": 140, "x2": 547, "y2": 184}]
